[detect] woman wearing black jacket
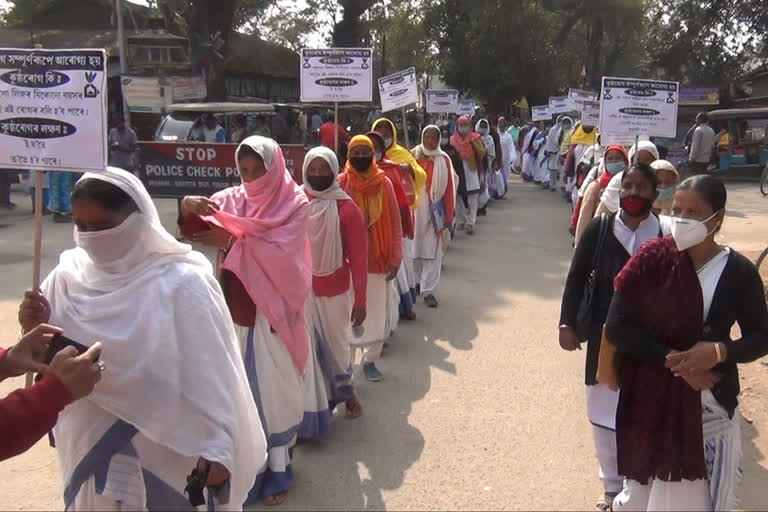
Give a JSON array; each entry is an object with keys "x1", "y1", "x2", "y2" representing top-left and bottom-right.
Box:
[
  {"x1": 607, "y1": 176, "x2": 768, "y2": 511},
  {"x1": 559, "y1": 164, "x2": 662, "y2": 511}
]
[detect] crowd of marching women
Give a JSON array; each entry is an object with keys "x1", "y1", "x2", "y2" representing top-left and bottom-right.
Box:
[
  {"x1": 9, "y1": 113, "x2": 511, "y2": 510},
  {"x1": 531, "y1": 111, "x2": 768, "y2": 512},
  {"x1": 8, "y1": 106, "x2": 768, "y2": 511}
]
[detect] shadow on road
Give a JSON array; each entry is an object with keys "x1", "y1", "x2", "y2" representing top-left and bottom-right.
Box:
[{"x1": 245, "y1": 179, "x2": 577, "y2": 511}]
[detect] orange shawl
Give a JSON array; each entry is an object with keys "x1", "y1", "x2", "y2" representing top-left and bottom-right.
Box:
[{"x1": 338, "y1": 135, "x2": 395, "y2": 273}]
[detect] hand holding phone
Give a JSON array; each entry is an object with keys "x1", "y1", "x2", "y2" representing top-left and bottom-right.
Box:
[{"x1": 48, "y1": 342, "x2": 103, "y2": 400}]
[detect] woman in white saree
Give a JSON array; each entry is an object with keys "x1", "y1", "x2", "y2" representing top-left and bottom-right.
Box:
[{"x1": 18, "y1": 167, "x2": 265, "y2": 511}]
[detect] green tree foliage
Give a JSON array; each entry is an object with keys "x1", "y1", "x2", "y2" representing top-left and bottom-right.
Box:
[{"x1": 640, "y1": 0, "x2": 767, "y2": 84}]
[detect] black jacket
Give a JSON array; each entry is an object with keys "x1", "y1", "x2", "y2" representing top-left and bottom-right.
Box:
[
  {"x1": 559, "y1": 212, "x2": 661, "y2": 384},
  {"x1": 606, "y1": 249, "x2": 768, "y2": 417}
]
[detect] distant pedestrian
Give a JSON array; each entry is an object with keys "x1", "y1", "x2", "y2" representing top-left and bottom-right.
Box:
[
  {"x1": 108, "y1": 115, "x2": 138, "y2": 171},
  {"x1": 689, "y1": 112, "x2": 716, "y2": 175}
]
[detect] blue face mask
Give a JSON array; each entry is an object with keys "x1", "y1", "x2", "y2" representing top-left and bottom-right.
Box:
[
  {"x1": 605, "y1": 161, "x2": 626, "y2": 175},
  {"x1": 656, "y1": 185, "x2": 675, "y2": 202}
]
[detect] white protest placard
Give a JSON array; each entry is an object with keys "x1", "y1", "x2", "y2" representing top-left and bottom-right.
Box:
[
  {"x1": 171, "y1": 75, "x2": 207, "y2": 102},
  {"x1": 549, "y1": 95, "x2": 570, "y2": 114},
  {"x1": 456, "y1": 99, "x2": 476, "y2": 116},
  {"x1": 599, "y1": 76, "x2": 679, "y2": 138},
  {"x1": 568, "y1": 88, "x2": 598, "y2": 112},
  {"x1": 300, "y1": 48, "x2": 373, "y2": 102},
  {"x1": 426, "y1": 89, "x2": 458, "y2": 113},
  {"x1": 581, "y1": 100, "x2": 600, "y2": 127},
  {"x1": 531, "y1": 105, "x2": 551, "y2": 121},
  {"x1": 0, "y1": 48, "x2": 107, "y2": 172},
  {"x1": 378, "y1": 67, "x2": 419, "y2": 113}
]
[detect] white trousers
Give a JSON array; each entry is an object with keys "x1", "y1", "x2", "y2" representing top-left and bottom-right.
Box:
[
  {"x1": 353, "y1": 273, "x2": 397, "y2": 364},
  {"x1": 587, "y1": 384, "x2": 622, "y2": 495},
  {"x1": 613, "y1": 478, "x2": 712, "y2": 512},
  {"x1": 413, "y1": 236, "x2": 443, "y2": 296},
  {"x1": 456, "y1": 193, "x2": 479, "y2": 227}
]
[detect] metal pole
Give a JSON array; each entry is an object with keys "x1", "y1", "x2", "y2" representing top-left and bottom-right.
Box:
[{"x1": 116, "y1": 0, "x2": 131, "y2": 127}]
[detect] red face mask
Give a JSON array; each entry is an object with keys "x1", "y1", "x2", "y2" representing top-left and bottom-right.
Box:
[{"x1": 620, "y1": 195, "x2": 653, "y2": 216}]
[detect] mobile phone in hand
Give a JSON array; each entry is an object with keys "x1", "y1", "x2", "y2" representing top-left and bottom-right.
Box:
[{"x1": 43, "y1": 333, "x2": 98, "y2": 365}]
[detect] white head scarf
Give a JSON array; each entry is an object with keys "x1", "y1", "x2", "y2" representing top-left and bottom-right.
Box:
[
  {"x1": 301, "y1": 146, "x2": 350, "y2": 276},
  {"x1": 412, "y1": 124, "x2": 451, "y2": 203},
  {"x1": 601, "y1": 141, "x2": 660, "y2": 211},
  {"x1": 627, "y1": 140, "x2": 659, "y2": 163},
  {"x1": 44, "y1": 168, "x2": 265, "y2": 508}
]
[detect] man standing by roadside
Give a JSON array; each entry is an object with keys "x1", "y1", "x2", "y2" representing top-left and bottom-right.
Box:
[
  {"x1": 689, "y1": 112, "x2": 716, "y2": 175},
  {"x1": 108, "y1": 115, "x2": 139, "y2": 172}
]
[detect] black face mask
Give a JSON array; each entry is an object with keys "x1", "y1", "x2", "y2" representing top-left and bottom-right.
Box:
[
  {"x1": 350, "y1": 155, "x2": 373, "y2": 172},
  {"x1": 306, "y1": 174, "x2": 334, "y2": 191}
]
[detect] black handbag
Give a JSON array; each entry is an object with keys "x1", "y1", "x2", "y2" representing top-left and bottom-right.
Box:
[{"x1": 575, "y1": 214, "x2": 610, "y2": 341}]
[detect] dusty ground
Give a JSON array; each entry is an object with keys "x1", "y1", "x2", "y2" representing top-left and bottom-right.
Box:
[{"x1": 0, "y1": 178, "x2": 766, "y2": 510}]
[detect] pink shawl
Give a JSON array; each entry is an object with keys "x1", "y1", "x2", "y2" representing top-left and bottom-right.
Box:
[
  {"x1": 204, "y1": 136, "x2": 311, "y2": 374},
  {"x1": 450, "y1": 115, "x2": 480, "y2": 162}
]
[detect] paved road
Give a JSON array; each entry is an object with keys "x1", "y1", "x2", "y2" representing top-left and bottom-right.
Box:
[{"x1": 0, "y1": 178, "x2": 766, "y2": 510}]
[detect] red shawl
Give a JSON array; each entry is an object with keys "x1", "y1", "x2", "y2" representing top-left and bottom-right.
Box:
[
  {"x1": 613, "y1": 236, "x2": 707, "y2": 483},
  {"x1": 378, "y1": 157, "x2": 415, "y2": 239}
]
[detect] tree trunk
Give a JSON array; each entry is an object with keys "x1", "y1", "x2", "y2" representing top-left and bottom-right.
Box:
[
  {"x1": 332, "y1": 0, "x2": 377, "y2": 47},
  {"x1": 191, "y1": 0, "x2": 237, "y2": 100}
]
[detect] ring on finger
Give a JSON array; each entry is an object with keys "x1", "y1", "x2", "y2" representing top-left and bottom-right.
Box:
[{"x1": 96, "y1": 361, "x2": 106, "y2": 373}]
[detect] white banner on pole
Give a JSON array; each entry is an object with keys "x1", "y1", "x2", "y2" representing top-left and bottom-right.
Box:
[
  {"x1": 378, "y1": 67, "x2": 419, "y2": 113},
  {"x1": 548, "y1": 95, "x2": 570, "y2": 114},
  {"x1": 0, "y1": 48, "x2": 108, "y2": 172},
  {"x1": 531, "y1": 105, "x2": 551, "y2": 121},
  {"x1": 456, "y1": 99, "x2": 476, "y2": 116},
  {"x1": 599, "y1": 76, "x2": 679, "y2": 138},
  {"x1": 568, "y1": 88, "x2": 598, "y2": 112},
  {"x1": 426, "y1": 89, "x2": 458, "y2": 114},
  {"x1": 581, "y1": 100, "x2": 601, "y2": 127},
  {"x1": 300, "y1": 48, "x2": 373, "y2": 102}
]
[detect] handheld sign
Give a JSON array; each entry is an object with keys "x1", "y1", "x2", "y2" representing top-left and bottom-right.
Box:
[
  {"x1": 531, "y1": 105, "x2": 551, "y2": 121},
  {"x1": 426, "y1": 89, "x2": 459, "y2": 114},
  {"x1": 456, "y1": 99, "x2": 476, "y2": 116},
  {"x1": 0, "y1": 48, "x2": 108, "y2": 172},
  {"x1": 581, "y1": 100, "x2": 601, "y2": 127},
  {"x1": 300, "y1": 48, "x2": 373, "y2": 102},
  {"x1": 378, "y1": 67, "x2": 419, "y2": 113},
  {"x1": 599, "y1": 76, "x2": 679, "y2": 138},
  {"x1": 568, "y1": 88, "x2": 598, "y2": 112},
  {"x1": 548, "y1": 95, "x2": 570, "y2": 114}
]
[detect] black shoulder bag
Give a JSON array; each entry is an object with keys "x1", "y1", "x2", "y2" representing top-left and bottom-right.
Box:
[{"x1": 575, "y1": 214, "x2": 610, "y2": 341}]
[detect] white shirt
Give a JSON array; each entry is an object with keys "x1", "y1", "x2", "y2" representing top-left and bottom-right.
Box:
[
  {"x1": 690, "y1": 123, "x2": 716, "y2": 163},
  {"x1": 697, "y1": 248, "x2": 730, "y2": 321},
  {"x1": 613, "y1": 213, "x2": 660, "y2": 255}
]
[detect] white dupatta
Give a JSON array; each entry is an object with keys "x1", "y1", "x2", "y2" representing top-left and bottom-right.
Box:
[
  {"x1": 44, "y1": 167, "x2": 265, "y2": 509},
  {"x1": 411, "y1": 125, "x2": 450, "y2": 203},
  {"x1": 301, "y1": 146, "x2": 351, "y2": 276}
]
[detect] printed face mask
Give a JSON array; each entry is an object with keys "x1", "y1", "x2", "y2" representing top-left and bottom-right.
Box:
[
  {"x1": 670, "y1": 211, "x2": 721, "y2": 251},
  {"x1": 620, "y1": 195, "x2": 654, "y2": 217}
]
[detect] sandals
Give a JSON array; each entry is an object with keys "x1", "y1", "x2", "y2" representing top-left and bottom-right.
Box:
[
  {"x1": 595, "y1": 492, "x2": 617, "y2": 512},
  {"x1": 264, "y1": 491, "x2": 287, "y2": 506},
  {"x1": 345, "y1": 391, "x2": 362, "y2": 419}
]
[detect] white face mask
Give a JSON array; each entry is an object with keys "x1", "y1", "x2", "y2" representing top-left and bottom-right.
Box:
[
  {"x1": 670, "y1": 210, "x2": 721, "y2": 251},
  {"x1": 383, "y1": 137, "x2": 393, "y2": 149},
  {"x1": 75, "y1": 212, "x2": 144, "y2": 269},
  {"x1": 375, "y1": 152, "x2": 382, "y2": 162}
]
